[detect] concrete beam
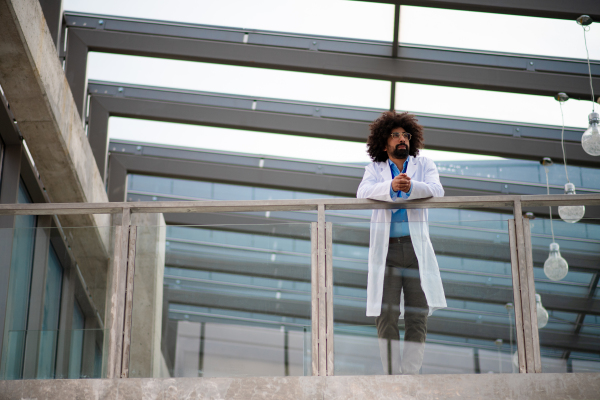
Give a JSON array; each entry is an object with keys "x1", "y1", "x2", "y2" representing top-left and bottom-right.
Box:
[{"x1": 0, "y1": 0, "x2": 111, "y2": 319}]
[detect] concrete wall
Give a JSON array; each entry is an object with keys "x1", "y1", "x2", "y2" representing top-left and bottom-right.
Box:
[
  {"x1": 1, "y1": 373, "x2": 599, "y2": 399},
  {"x1": 0, "y1": 0, "x2": 112, "y2": 319},
  {"x1": 129, "y1": 213, "x2": 167, "y2": 378}
]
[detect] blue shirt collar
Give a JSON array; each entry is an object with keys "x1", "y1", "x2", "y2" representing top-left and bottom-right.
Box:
[{"x1": 388, "y1": 157, "x2": 409, "y2": 174}]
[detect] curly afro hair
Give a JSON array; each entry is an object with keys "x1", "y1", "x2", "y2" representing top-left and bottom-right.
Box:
[{"x1": 366, "y1": 111, "x2": 424, "y2": 162}]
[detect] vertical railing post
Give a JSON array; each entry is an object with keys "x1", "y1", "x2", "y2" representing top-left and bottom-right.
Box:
[
  {"x1": 325, "y1": 221, "x2": 334, "y2": 376},
  {"x1": 522, "y1": 218, "x2": 542, "y2": 372},
  {"x1": 310, "y1": 222, "x2": 318, "y2": 376},
  {"x1": 317, "y1": 204, "x2": 326, "y2": 376},
  {"x1": 106, "y1": 207, "x2": 130, "y2": 378},
  {"x1": 508, "y1": 219, "x2": 526, "y2": 373},
  {"x1": 513, "y1": 200, "x2": 536, "y2": 373},
  {"x1": 120, "y1": 224, "x2": 137, "y2": 378}
]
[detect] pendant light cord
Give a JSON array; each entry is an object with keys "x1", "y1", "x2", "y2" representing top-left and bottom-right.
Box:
[
  {"x1": 544, "y1": 166, "x2": 556, "y2": 243},
  {"x1": 582, "y1": 25, "x2": 596, "y2": 112},
  {"x1": 559, "y1": 101, "x2": 570, "y2": 183}
]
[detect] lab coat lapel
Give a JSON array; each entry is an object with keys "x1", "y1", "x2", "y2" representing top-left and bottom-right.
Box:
[
  {"x1": 406, "y1": 156, "x2": 417, "y2": 178},
  {"x1": 379, "y1": 161, "x2": 392, "y2": 181}
]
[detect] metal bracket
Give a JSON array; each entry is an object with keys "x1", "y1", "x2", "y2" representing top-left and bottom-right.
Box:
[{"x1": 513, "y1": 127, "x2": 521, "y2": 137}]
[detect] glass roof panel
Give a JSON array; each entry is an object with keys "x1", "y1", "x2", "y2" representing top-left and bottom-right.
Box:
[
  {"x1": 109, "y1": 118, "x2": 501, "y2": 163},
  {"x1": 88, "y1": 53, "x2": 391, "y2": 109},
  {"x1": 396, "y1": 82, "x2": 592, "y2": 129},
  {"x1": 400, "y1": 6, "x2": 600, "y2": 61},
  {"x1": 65, "y1": 0, "x2": 394, "y2": 41}
]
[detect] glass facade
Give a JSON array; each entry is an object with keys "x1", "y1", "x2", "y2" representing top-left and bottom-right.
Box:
[
  {"x1": 0, "y1": 221, "x2": 113, "y2": 379},
  {"x1": 435, "y1": 159, "x2": 600, "y2": 190},
  {"x1": 36, "y1": 246, "x2": 64, "y2": 379},
  {"x1": 0, "y1": 182, "x2": 36, "y2": 379}
]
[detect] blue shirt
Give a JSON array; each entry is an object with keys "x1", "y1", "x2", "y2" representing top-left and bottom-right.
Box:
[{"x1": 389, "y1": 158, "x2": 412, "y2": 237}]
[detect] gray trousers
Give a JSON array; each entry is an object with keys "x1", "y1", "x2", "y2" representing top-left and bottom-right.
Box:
[{"x1": 375, "y1": 237, "x2": 428, "y2": 375}]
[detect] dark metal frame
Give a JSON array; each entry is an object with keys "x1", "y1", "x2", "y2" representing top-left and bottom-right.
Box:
[
  {"x1": 86, "y1": 81, "x2": 598, "y2": 194},
  {"x1": 107, "y1": 139, "x2": 600, "y2": 220},
  {"x1": 63, "y1": 11, "x2": 600, "y2": 123}
]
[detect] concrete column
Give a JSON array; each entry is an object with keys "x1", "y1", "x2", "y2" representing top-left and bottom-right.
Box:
[
  {"x1": 128, "y1": 213, "x2": 167, "y2": 378},
  {"x1": 0, "y1": 0, "x2": 112, "y2": 322}
]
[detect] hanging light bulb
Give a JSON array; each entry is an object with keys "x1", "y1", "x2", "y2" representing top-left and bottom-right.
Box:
[
  {"x1": 581, "y1": 112, "x2": 600, "y2": 156},
  {"x1": 554, "y1": 93, "x2": 586, "y2": 222},
  {"x1": 577, "y1": 16, "x2": 599, "y2": 156},
  {"x1": 535, "y1": 293, "x2": 549, "y2": 329},
  {"x1": 544, "y1": 242, "x2": 569, "y2": 281},
  {"x1": 558, "y1": 183, "x2": 585, "y2": 223}
]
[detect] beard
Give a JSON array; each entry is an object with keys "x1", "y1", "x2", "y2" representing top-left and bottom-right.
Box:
[{"x1": 391, "y1": 144, "x2": 409, "y2": 159}]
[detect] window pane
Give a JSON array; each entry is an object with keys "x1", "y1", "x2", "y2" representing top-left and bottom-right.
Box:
[
  {"x1": 0, "y1": 182, "x2": 36, "y2": 380},
  {"x1": 37, "y1": 246, "x2": 64, "y2": 379},
  {"x1": 88, "y1": 53, "x2": 391, "y2": 109},
  {"x1": 65, "y1": 0, "x2": 394, "y2": 41},
  {"x1": 68, "y1": 301, "x2": 85, "y2": 379},
  {"x1": 436, "y1": 159, "x2": 600, "y2": 190},
  {"x1": 400, "y1": 6, "x2": 600, "y2": 61}
]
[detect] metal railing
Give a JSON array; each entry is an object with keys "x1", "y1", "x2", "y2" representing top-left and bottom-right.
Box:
[{"x1": 1, "y1": 193, "x2": 599, "y2": 377}]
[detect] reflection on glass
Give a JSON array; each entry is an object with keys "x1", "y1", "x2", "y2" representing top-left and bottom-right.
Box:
[
  {"x1": 0, "y1": 183, "x2": 36, "y2": 379},
  {"x1": 333, "y1": 216, "x2": 517, "y2": 375},
  {"x1": 130, "y1": 223, "x2": 312, "y2": 378},
  {"x1": 37, "y1": 246, "x2": 64, "y2": 379},
  {"x1": 68, "y1": 302, "x2": 85, "y2": 379},
  {"x1": 529, "y1": 215, "x2": 600, "y2": 373},
  {"x1": 0, "y1": 223, "x2": 112, "y2": 380}
]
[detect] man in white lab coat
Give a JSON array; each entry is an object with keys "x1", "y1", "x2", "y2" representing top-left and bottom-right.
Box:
[{"x1": 357, "y1": 111, "x2": 446, "y2": 375}]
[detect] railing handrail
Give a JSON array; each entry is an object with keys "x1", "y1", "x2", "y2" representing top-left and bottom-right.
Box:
[{"x1": 0, "y1": 194, "x2": 599, "y2": 215}]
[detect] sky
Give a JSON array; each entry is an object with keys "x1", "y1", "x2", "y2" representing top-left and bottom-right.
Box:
[{"x1": 64, "y1": 0, "x2": 600, "y2": 163}]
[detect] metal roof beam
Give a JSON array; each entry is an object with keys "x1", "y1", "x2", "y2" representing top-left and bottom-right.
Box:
[
  {"x1": 63, "y1": 11, "x2": 600, "y2": 120},
  {"x1": 88, "y1": 82, "x2": 598, "y2": 168}
]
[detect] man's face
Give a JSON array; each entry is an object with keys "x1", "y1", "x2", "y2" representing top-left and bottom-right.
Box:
[{"x1": 385, "y1": 127, "x2": 410, "y2": 159}]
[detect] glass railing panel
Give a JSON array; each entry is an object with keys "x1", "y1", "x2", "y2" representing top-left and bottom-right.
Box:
[
  {"x1": 129, "y1": 221, "x2": 313, "y2": 378},
  {"x1": 0, "y1": 224, "x2": 114, "y2": 380},
  {"x1": 527, "y1": 209, "x2": 600, "y2": 373},
  {"x1": 331, "y1": 210, "x2": 517, "y2": 375}
]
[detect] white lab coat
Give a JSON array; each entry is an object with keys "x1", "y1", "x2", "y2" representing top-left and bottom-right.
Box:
[{"x1": 357, "y1": 155, "x2": 447, "y2": 317}]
